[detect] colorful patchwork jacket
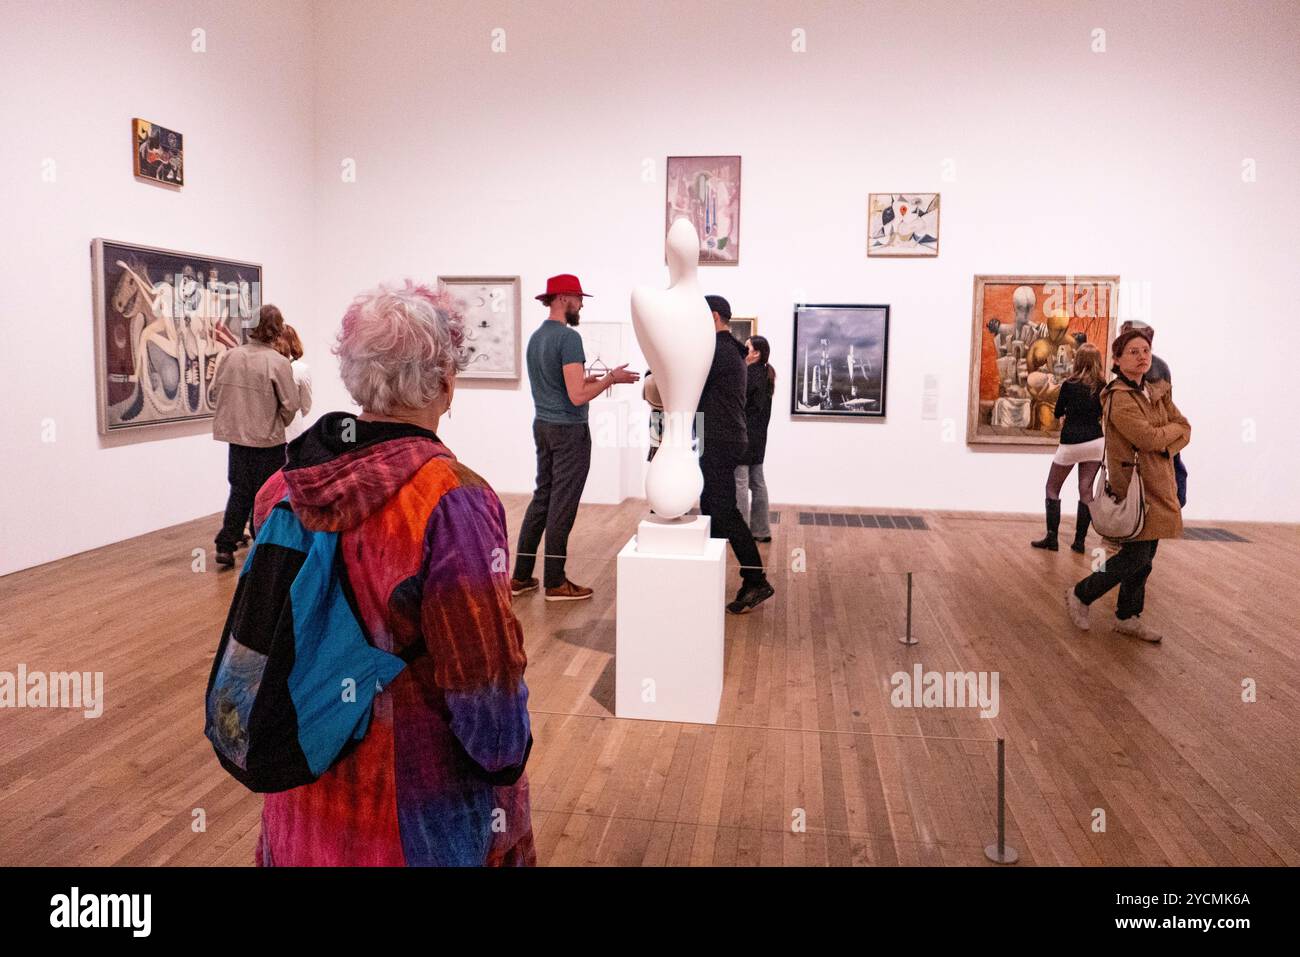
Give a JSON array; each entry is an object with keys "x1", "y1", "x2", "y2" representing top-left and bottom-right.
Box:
[{"x1": 250, "y1": 412, "x2": 534, "y2": 866}]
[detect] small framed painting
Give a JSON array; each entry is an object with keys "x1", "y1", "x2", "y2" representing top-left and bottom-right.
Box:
[
  {"x1": 728, "y1": 316, "x2": 756, "y2": 344},
  {"x1": 439, "y1": 276, "x2": 522, "y2": 379},
  {"x1": 133, "y1": 118, "x2": 184, "y2": 186},
  {"x1": 867, "y1": 193, "x2": 939, "y2": 257},
  {"x1": 666, "y1": 155, "x2": 741, "y2": 265},
  {"x1": 791, "y1": 304, "x2": 890, "y2": 418}
]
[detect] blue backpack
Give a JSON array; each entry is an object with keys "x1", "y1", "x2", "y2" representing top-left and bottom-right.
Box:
[{"x1": 204, "y1": 496, "x2": 418, "y2": 793}]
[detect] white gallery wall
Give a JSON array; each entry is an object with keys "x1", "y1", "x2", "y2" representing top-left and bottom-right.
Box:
[
  {"x1": 0, "y1": 0, "x2": 316, "y2": 577},
  {"x1": 3, "y1": 0, "x2": 1298, "y2": 576}
]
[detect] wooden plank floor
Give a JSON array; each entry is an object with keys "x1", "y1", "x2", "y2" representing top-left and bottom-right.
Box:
[{"x1": 1, "y1": 497, "x2": 1296, "y2": 866}]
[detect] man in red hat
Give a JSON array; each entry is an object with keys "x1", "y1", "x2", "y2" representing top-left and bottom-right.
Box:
[{"x1": 510, "y1": 275, "x2": 639, "y2": 601}]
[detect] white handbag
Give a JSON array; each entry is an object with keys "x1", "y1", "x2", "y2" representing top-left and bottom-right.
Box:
[{"x1": 1089, "y1": 395, "x2": 1146, "y2": 541}]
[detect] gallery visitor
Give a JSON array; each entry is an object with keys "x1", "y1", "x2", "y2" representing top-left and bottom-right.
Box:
[
  {"x1": 699, "y1": 295, "x2": 774, "y2": 615},
  {"x1": 510, "y1": 274, "x2": 639, "y2": 602},
  {"x1": 1030, "y1": 342, "x2": 1105, "y2": 553},
  {"x1": 735, "y1": 334, "x2": 775, "y2": 543},
  {"x1": 1065, "y1": 327, "x2": 1191, "y2": 644},
  {"x1": 251, "y1": 280, "x2": 535, "y2": 865},
  {"x1": 1121, "y1": 319, "x2": 1187, "y2": 507},
  {"x1": 211, "y1": 304, "x2": 301, "y2": 567},
  {"x1": 271, "y1": 323, "x2": 313, "y2": 443}
]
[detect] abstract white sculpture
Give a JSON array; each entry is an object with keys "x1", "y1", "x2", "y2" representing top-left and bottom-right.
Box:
[{"x1": 631, "y1": 219, "x2": 715, "y2": 519}]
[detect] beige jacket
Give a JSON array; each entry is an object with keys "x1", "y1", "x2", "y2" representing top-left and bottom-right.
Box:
[
  {"x1": 212, "y1": 340, "x2": 301, "y2": 447},
  {"x1": 1101, "y1": 376, "x2": 1191, "y2": 541}
]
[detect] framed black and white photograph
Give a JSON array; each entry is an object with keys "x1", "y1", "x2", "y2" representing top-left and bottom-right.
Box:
[
  {"x1": 727, "y1": 316, "x2": 756, "y2": 344},
  {"x1": 791, "y1": 303, "x2": 890, "y2": 418}
]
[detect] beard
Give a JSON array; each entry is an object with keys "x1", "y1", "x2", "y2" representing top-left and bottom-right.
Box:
[{"x1": 565, "y1": 308, "x2": 580, "y2": 326}]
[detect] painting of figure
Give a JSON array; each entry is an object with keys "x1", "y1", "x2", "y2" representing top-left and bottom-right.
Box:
[
  {"x1": 665, "y1": 156, "x2": 741, "y2": 265},
  {"x1": 132, "y1": 118, "x2": 184, "y2": 186},
  {"x1": 791, "y1": 304, "x2": 890, "y2": 418},
  {"x1": 439, "y1": 276, "x2": 521, "y2": 379},
  {"x1": 868, "y1": 193, "x2": 939, "y2": 257},
  {"x1": 967, "y1": 275, "x2": 1118, "y2": 445},
  {"x1": 93, "y1": 239, "x2": 261, "y2": 432}
]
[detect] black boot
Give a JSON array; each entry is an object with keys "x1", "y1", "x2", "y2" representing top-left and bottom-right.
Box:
[
  {"x1": 1031, "y1": 498, "x2": 1060, "y2": 550},
  {"x1": 1070, "y1": 501, "x2": 1091, "y2": 553}
]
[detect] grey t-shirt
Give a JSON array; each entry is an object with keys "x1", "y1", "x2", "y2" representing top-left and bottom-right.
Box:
[{"x1": 527, "y1": 320, "x2": 587, "y2": 424}]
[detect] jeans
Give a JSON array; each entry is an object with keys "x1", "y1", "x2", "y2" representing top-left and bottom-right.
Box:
[
  {"x1": 514, "y1": 420, "x2": 592, "y2": 588},
  {"x1": 701, "y1": 452, "x2": 766, "y2": 587},
  {"x1": 1074, "y1": 539, "x2": 1159, "y2": 620},
  {"x1": 734, "y1": 463, "x2": 771, "y2": 538},
  {"x1": 215, "y1": 443, "x2": 287, "y2": 551}
]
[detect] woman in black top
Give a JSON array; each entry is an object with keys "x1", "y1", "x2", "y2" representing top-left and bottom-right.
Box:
[
  {"x1": 1032, "y1": 342, "x2": 1105, "y2": 552},
  {"x1": 735, "y1": 336, "x2": 775, "y2": 542}
]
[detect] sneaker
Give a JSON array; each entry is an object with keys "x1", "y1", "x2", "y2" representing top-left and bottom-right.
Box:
[
  {"x1": 1114, "y1": 616, "x2": 1162, "y2": 643},
  {"x1": 726, "y1": 580, "x2": 775, "y2": 615},
  {"x1": 1064, "y1": 587, "x2": 1090, "y2": 630},
  {"x1": 215, "y1": 549, "x2": 235, "y2": 568},
  {"x1": 545, "y1": 580, "x2": 593, "y2": 602},
  {"x1": 509, "y1": 577, "x2": 539, "y2": 597}
]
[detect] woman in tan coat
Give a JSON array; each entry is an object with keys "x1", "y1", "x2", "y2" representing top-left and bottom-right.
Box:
[{"x1": 1065, "y1": 327, "x2": 1190, "y2": 642}]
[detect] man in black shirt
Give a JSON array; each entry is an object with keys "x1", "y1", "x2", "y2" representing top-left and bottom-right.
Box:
[{"x1": 699, "y1": 295, "x2": 774, "y2": 614}]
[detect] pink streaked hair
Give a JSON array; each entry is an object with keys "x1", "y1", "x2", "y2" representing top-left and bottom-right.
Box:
[{"x1": 333, "y1": 280, "x2": 467, "y2": 414}]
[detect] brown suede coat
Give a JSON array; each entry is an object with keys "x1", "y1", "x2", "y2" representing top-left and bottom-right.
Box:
[{"x1": 1101, "y1": 376, "x2": 1191, "y2": 541}]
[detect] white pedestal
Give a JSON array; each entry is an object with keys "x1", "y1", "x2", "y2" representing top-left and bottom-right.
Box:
[
  {"x1": 583, "y1": 399, "x2": 642, "y2": 505},
  {"x1": 615, "y1": 521, "x2": 725, "y2": 725}
]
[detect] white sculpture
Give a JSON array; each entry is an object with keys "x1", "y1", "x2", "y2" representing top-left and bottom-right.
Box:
[{"x1": 631, "y1": 219, "x2": 715, "y2": 519}]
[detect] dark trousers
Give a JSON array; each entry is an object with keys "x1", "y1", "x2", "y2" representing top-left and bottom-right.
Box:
[
  {"x1": 1074, "y1": 539, "x2": 1159, "y2": 620},
  {"x1": 700, "y1": 451, "x2": 766, "y2": 587},
  {"x1": 514, "y1": 421, "x2": 592, "y2": 588},
  {"x1": 215, "y1": 443, "x2": 286, "y2": 551}
]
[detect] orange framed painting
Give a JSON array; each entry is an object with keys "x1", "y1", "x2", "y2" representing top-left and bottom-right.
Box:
[{"x1": 967, "y1": 275, "x2": 1118, "y2": 446}]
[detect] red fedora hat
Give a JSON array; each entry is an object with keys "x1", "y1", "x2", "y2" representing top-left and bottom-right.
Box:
[{"x1": 536, "y1": 274, "x2": 593, "y2": 302}]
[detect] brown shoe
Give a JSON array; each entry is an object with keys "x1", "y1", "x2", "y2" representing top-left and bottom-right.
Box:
[
  {"x1": 509, "y1": 577, "x2": 539, "y2": 596},
  {"x1": 545, "y1": 580, "x2": 593, "y2": 602}
]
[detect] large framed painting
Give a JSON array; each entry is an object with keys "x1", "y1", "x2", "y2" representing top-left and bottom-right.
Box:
[
  {"x1": 967, "y1": 274, "x2": 1119, "y2": 446},
  {"x1": 132, "y1": 118, "x2": 184, "y2": 186},
  {"x1": 727, "y1": 316, "x2": 757, "y2": 344},
  {"x1": 867, "y1": 192, "x2": 939, "y2": 257},
  {"x1": 92, "y1": 238, "x2": 261, "y2": 433},
  {"x1": 791, "y1": 304, "x2": 890, "y2": 418},
  {"x1": 438, "y1": 276, "x2": 521, "y2": 380},
  {"x1": 665, "y1": 155, "x2": 741, "y2": 265}
]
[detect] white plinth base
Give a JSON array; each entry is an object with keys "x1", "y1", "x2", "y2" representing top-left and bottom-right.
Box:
[
  {"x1": 616, "y1": 525, "x2": 725, "y2": 725},
  {"x1": 635, "y1": 515, "x2": 710, "y2": 555}
]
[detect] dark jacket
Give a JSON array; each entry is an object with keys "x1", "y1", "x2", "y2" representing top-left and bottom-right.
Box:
[
  {"x1": 697, "y1": 331, "x2": 748, "y2": 460},
  {"x1": 1053, "y1": 379, "x2": 1103, "y2": 445},
  {"x1": 1101, "y1": 377, "x2": 1190, "y2": 541},
  {"x1": 742, "y1": 362, "x2": 773, "y2": 464}
]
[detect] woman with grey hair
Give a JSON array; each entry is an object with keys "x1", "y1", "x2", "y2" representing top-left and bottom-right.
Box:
[{"x1": 248, "y1": 280, "x2": 535, "y2": 866}]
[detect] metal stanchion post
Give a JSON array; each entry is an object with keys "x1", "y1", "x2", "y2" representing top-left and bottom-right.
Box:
[
  {"x1": 898, "y1": 570, "x2": 918, "y2": 645},
  {"x1": 984, "y1": 737, "x2": 1019, "y2": 864}
]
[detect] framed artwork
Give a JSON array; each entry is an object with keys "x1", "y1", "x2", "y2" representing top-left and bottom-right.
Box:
[
  {"x1": 132, "y1": 118, "x2": 184, "y2": 186},
  {"x1": 967, "y1": 274, "x2": 1119, "y2": 446},
  {"x1": 92, "y1": 238, "x2": 261, "y2": 433},
  {"x1": 438, "y1": 276, "x2": 521, "y2": 379},
  {"x1": 728, "y1": 316, "x2": 756, "y2": 344},
  {"x1": 791, "y1": 304, "x2": 890, "y2": 418},
  {"x1": 868, "y1": 193, "x2": 939, "y2": 257},
  {"x1": 665, "y1": 155, "x2": 741, "y2": 265},
  {"x1": 576, "y1": 321, "x2": 631, "y2": 399}
]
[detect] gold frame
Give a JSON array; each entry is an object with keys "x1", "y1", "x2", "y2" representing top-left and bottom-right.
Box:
[{"x1": 966, "y1": 274, "x2": 1119, "y2": 447}]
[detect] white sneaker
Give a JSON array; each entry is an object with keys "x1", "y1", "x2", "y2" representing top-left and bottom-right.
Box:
[
  {"x1": 1114, "y1": 616, "x2": 1162, "y2": 643},
  {"x1": 1065, "y1": 588, "x2": 1090, "y2": 630}
]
